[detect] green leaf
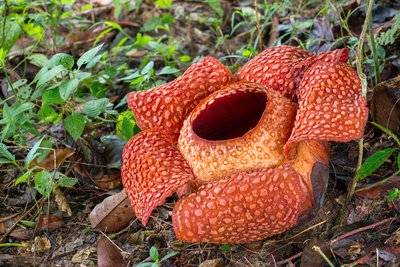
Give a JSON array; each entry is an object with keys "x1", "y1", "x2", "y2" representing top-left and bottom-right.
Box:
[
  {"x1": 34, "y1": 171, "x2": 53, "y2": 197},
  {"x1": 136, "y1": 263, "x2": 154, "y2": 267},
  {"x1": 155, "y1": 0, "x2": 172, "y2": 8},
  {"x1": 38, "y1": 105, "x2": 59, "y2": 123},
  {"x1": 64, "y1": 113, "x2": 85, "y2": 141},
  {"x1": 16, "y1": 170, "x2": 31, "y2": 185},
  {"x1": 219, "y1": 244, "x2": 231, "y2": 251},
  {"x1": 48, "y1": 53, "x2": 74, "y2": 69},
  {"x1": 398, "y1": 153, "x2": 400, "y2": 170},
  {"x1": 59, "y1": 78, "x2": 79, "y2": 100},
  {"x1": 19, "y1": 220, "x2": 36, "y2": 228},
  {"x1": 0, "y1": 158, "x2": 14, "y2": 164},
  {"x1": 83, "y1": 98, "x2": 110, "y2": 117},
  {"x1": 205, "y1": 0, "x2": 223, "y2": 17},
  {"x1": 141, "y1": 61, "x2": 154, "y2": 75},
  {"x1": 37, "y1": 65, "x2": 65, "y2": 88},
  {"x1": 149, "y1": 246, "x2": 159, "y2": 261},
  {"x1": 14, "y1": 102, "x2": 35, "y2": 116},
  {"x1": 179, "y1": 55, "x2": 191, "y2": 62},
  {"x1": 157, "y1": 66, "x2": 179, "y2": 76},
  {"x1": 77, "y1": 44, "x2": 104, "y2": 69},
  {"x1": 57, "y1": 177, "x2": 78, "y2": 188},
  {"x1": 42, "y1": 88, "x2": 64, "y2": 105},
  {"x1": 371, "y1": 122, "x2": 400, "y2": 147},
  {"x1": 27, "y1": 53, "x2": 48, "y2": 67},
  {"x1": 0, "y1": 20, "x2": 21, "y2": 52},
  {"x1": 356, "y1": 148, "x2": 396, "y2": 181},
  {"x1": 25, "y1": 137, "x2": 45, "y2": 167},
  {"x1": 388, "y1": 188, "x2": 400, "y2": 202},
  {"x1": 160, "y1": 251, "x2": 179, "y2": 262},
  {"x1": 0, "y1": 142, "x2": 15, "y2": 161}
]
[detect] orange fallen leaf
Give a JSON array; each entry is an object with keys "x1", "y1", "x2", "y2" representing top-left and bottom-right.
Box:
[{"x1": 89, "y1": 190, "x2": 134, "y2": 233}]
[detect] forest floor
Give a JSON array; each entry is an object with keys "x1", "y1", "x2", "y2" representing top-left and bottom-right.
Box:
[{"x1": 1, "y1": 0, "x2": 400, "y2": 266}]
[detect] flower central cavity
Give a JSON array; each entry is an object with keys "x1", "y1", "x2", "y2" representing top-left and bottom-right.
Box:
[{"x1": 192, "y1": 90, "x2": 267, "y2": 141}]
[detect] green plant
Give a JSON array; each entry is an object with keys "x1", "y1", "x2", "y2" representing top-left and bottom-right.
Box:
[
  {"x1": 354, "y1": 122, "x2": 400, "y2": 203},
  {"x1": 137, "y1": 246, "x2": 179, "y2": 267}
]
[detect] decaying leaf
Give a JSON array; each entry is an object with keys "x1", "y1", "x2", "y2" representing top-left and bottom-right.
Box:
[
  {"x1": 371, "y1": 76, "x2": 400, "y2": 135},
  {"x1": 36, "y1": 214, "x2": 65, "y2": 233},
  {"x1": 34, "y1": 148, "x2": 75, "y2": 171},
  {"x1": 54, "y1": 187, "x2": 72, "y2": 216},
  {"x1": 97, "y1": 236, "x2": 126, "y2": 267},
  {"x1": 89, "y1": 190, "x2": 134, "y2": 232},
  {"x1": 355, "y1": 176, "x2": 400, "y2": 199}
]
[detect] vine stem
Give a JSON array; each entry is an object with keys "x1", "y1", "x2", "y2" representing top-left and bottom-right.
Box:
[{"x1": 337, "y1": 0, "x2": 374, "y2": 226}]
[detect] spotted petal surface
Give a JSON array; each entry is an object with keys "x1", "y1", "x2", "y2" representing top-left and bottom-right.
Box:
[
  {"x1": 172, "y1": 164, "x2": 311, "y2": 244},
  {"x1": 235, "y1": 46, "x2": 348, "y2": 99},
  {"x1": 285, "y1": 61, "x2": 368, "y2": 152},
  {"x1": 121, "y1": 128, "x2": 195, "y2": 225},
  {"x1": 127, "y1": 57, "x2": 232, "y2": 142}
]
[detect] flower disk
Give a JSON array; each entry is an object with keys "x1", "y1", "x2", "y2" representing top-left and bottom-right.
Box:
[{"x1": 178, "y1": 82, "x2": 297, "y2": 183}]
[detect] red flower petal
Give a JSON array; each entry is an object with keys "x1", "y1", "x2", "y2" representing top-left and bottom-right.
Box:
[
  {"x1": 172, "y1": 164, "x2": 310, "y2": 243},
  {"x1": 126, "y1": 57, "x2": 232, "y2": 142},
  {"x1": 121, "y1": 129, "x2": 195, "y2": 225},
  {"x1": 235, "y1": 46, "x2": 349, "y2": 99},
  {"x1": 285, "y1": 61, "x2": 368, "y2": 155}
]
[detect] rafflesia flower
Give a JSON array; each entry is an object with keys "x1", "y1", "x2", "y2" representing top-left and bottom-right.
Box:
[{"x1": 121, "y1": 46, "x2": 368, "y2": 244}]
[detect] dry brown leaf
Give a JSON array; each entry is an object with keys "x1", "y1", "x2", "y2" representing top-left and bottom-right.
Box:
[
  {"x1": 0, "y1": 214, "x2": 20, "y2": 232},
  {"x1": 97, "y1": 236, "x2": 126, "y2": 267},
  {"x1": 29, "y1": 236, "x2": 51, "y2": 253},
  {"x1": 36, "y1": 214, "x2": 65, "y2": 233},
  {"x1": 89, "y1": 190, "x2": 134, "y2": 233},
  {"x1": 93, "y1": 173, "x2": 122, "y2": 190},
  {"x1": 34, "y1": 148, "x2": 75, "y2": 171},
  {"x1": 54, "y1": 187, "x2": 72, "y2": 216},
  {"x1": 371, "y1": 76, "x2": 400, "y2": 135},
  {"x1": 355, "y1": 176, "x2": 400, "y2": 199}
]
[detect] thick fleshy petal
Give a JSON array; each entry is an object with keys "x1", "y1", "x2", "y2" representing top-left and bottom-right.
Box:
[
  {"x1": 127, "y1": 57, "x2": 232, "y2": 141},
  {"x1": 234, "y1": 46, "x2": 348, "y2": 99},
  {"x1": 178, "y1": 82, "x2": 297, "y2": 183},
  {"x1": 172, "y1": 164, "x2": 310, "y2": 244},
  {"x1": 285, "y1": 61, "x2": 368, "y2": 155},
  {"x1": 121, "y1": 129, "x2": 195, "y2": 225}
]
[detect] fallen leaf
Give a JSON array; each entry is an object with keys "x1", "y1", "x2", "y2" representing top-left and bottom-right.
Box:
[
  {"x1": 0, "y1": 214, "x2": 20, "y2": 232},
  {"x1": 199, "y1": 258, "x2": 225, "y2": 267},
  {"x1": 34, "y1": 148, "x2": 75, "y2": 171},
  {"x1": 97, "y1": 236, "x2": 126, "y2": 267},
  {"x1": 36, "y1": 214, "x2": 65, "y2": 233},
  {"x1": 30, "y1": 236, "x2": 51, "y2": 253},
  {"x1": 371, "y1": 76, "x2": 400, "y2": 135},
  {"x1": 93, "y1": 173, "x2": 122, "y2": 190},
  {"x1": 300, "y1": 238, "x2": 329, "y2": 267},
  {"x1": 355, "y1": 176, "x2": 400, "y2": 199},
  {"x1": 54, "y1": 187, "x2": 72, "y2": 216},
  {"x1": 71, "y1": 246, "x2": 95, "y2": 264},
  {"x1": 89, "y1": 190, "x2": 134, "y2": 233}
]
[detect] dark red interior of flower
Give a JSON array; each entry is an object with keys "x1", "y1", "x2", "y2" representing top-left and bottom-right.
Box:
[{"x1": 192, "y1": 90, "x2": 267, "y2": 141}]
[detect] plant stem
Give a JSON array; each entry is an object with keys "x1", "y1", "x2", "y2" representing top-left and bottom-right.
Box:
[
  {"x1": 312, "y1": 246, "x2": 335, "y2": 267},
  {"x1": 354, "y1": 169, "x2": 400, "y2": 193},
  {"x1": 368, "y1": 10, "x2": 380, "y2": 85},
  {"x1": 337, "y1": 0, "x2": 374, "y2": 226}
]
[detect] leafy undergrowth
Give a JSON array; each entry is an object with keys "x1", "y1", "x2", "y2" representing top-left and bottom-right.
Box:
[{"x1": 1, "y1": 0, "x2": 400, "y2": 266}]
